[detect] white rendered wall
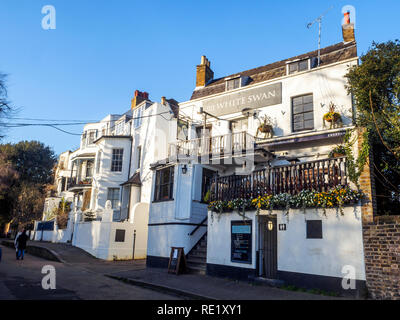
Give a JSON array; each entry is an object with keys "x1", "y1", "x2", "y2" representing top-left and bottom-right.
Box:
[
  {"x1": 130, "y1": 202, "x2": 149, "y2": 259},
  {"x1": 206, "y1": 206, "x2": 366, "y2": 280},
  {"x1": 93, "y1": 137, "x2": 132, "y2": 212},
  {"x1": 147, "y1": 224, "x2": 207, "y2": 258},
  {"x1": 207, "y1": 211, "x2": 258, "y2": 270},
  {"x1": 276, "y1": 206, "x2": 366, "y2": 280},
  {"x1": 72, "y1": 219, "x2": 136, "y2": 260}
]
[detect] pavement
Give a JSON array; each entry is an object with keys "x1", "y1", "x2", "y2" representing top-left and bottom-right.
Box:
[
  {"x1": 107, "y1": 268, "x2": 346, "y2": 300},
  {"x1": 1, "y1": 240, "x2": 349, "y2": 300}
]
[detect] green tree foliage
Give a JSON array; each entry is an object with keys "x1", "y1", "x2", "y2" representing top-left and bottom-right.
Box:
[
  {"x1": 0, "y1": 141, "x2": 56, "y2": 184},
  {"x1": 346, "y1": 40, "x2": 400, "y2": 214},
  {"x1": 0, "y1": 141, "x2": 56, "y2": 227}
]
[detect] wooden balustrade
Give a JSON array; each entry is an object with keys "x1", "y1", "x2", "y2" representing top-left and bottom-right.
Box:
[{"x1": 210, "y1": 157, "x2": 348, "y2": 201}]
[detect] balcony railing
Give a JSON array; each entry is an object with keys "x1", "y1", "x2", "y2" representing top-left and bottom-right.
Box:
[
  {"x1": 67, "y1": 177, "x2": 93, "y2": 190},
  {"x1": 211, "y1": 157, "x2": 348, "y2": 201},
  {"x1": 169, "y1": 131, "x2": 255, "y2": 158}
]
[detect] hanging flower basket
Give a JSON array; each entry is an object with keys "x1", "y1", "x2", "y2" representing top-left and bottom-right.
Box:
[
  {"x1": 323, "y1": 112, "x2": 341, "y2": 123},
  {"x1": 258, "y1": 124, "x2": 273, "y2": 134},
  {"x1": 256, "y1": 115, "x2": 274, "y2": 138},
  {"x1": 329, "y1": 145, "x2": 346, "y2": 158},
  {"x1": 323, "y1": 102, "x2": 342, "y2": 129}
]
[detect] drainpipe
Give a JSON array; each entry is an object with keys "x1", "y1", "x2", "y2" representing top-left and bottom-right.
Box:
[{"x1": 126, "y1": 137, "x2": 133, "y2": 221}]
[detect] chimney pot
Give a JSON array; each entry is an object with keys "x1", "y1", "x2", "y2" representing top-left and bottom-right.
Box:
[
  {"x1": 344, "y1": 11, "x2": 350, "y2": 24},
  {"x1": 161, "y1": 96, "x2": 166, "y2": 105},
  {"x1": 342, "y1": 11, "x2": 355, "y2": 43}
]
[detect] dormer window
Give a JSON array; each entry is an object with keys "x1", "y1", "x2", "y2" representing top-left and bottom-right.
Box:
[
  {"x1": 115, "y1": 121, "x2": 125, "y2": 135},
  {"x1": 288, "y1": 59, "x2": 309, "y2": 75},
  {"x1": 226, "y1": 77, "x2": 241, "y2": 91},
  {"x1": 87, "y1": 130, "x2": 98, "y2": 145}
]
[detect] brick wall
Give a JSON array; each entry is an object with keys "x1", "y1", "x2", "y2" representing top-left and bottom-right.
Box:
[
  {"x1": 357, "y1": 128, "x2": 400, "y2": 299},
  {"x1": 363, "y1": 215, "x2": 400, "y2": 300}
]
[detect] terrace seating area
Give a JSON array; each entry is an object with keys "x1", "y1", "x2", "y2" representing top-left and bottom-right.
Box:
[{"x1": 210, "y1": 157, "x2": 348, "y2": 201}]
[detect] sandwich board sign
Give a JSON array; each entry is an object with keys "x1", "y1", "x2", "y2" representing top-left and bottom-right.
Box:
[{"x1": 168, "y1": 247, "x2": 187, "y2": 275}]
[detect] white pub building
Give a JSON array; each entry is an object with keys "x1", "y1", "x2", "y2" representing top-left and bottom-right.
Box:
[{"x1": 146, "y1": 20, "x2": 369, "y2": 296}]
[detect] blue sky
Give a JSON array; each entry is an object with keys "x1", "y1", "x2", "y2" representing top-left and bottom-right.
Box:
[{"x1": 0, "y1": 0, "x2": 399, "y2": 155}]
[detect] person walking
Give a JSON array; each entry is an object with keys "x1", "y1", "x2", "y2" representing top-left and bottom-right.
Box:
[
  {"x1": 15, "y1": 230, "x2": 29, "y2": 260},
  {"x1": 14, "y1": 230, "x2": 22, "y2": 259}
]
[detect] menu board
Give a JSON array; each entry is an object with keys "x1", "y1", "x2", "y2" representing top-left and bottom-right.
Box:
[
  {"x1": 168, "y1": 247, "x2": 186, "y2": 275},
  {"x1": 231, "y1": 221, "x2": 252, "y2": 264}
]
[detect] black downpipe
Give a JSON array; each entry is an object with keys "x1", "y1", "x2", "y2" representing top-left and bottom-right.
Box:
[{"x1": 126, "y1": 137, "x2": 133, "y2": 221}]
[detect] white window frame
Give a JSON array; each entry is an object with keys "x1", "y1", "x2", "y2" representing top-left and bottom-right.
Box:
[
  {"x1": 115, "y1": 121, "x2": 125, "y2": 135},
  {"x1": 111, "y1": 148, "x2": 124, "y2": 172},
  {"x1": 107, "y1": 188, "x2": 120, "y2": 209},
  {"x1": 225, "y1": 76, "x2": 241, "y2": 91},
  {"x1": 286, "y1": 58, "x2": 310, "y2": 75}
]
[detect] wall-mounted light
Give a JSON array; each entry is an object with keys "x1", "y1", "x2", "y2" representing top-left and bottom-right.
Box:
[{"x1": 182, "y1": 164, "x2": 188, "y2": 174}]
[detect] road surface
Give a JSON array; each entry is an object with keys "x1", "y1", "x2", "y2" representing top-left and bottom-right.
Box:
[{"x1": 0, "y1": 244, "x2": 180, "y2": 300}]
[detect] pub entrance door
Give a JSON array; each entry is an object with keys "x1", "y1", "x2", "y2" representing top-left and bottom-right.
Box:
[{"x1": 259, "y1": 215, "x2": 278, "y2": 279}]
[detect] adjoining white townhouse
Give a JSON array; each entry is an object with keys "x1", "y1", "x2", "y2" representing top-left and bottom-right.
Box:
[
  {"x1": 36, "y1": 91, "x2": 179, "y2": 261},
  {"x1": 146, "y1": 18, "x2": 374, "y2": 297}
]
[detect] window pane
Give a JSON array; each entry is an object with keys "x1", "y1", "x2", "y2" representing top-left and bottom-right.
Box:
[
  {"x1": 304, "y1": 120, "x2": 314, "y2": 129},
  {"x1": 292, "y1": 94, "x2": 314, "y2": 132},
  {"x1": 292, "y1": 97, "x2": 303, "y2": 106},
  {"x1": 154, "y1": 167, "x2": 174, "y2": 201},
  {"x1": 303, "y1": 95, "x2": 313, "y2": 104},
  {"x1": 289, "y1": 63, "x2": 298, "y2": 73},
  {"x1": 293, "y1": 114, "x2": 303, "y2": 122},
  {"x1": 303, "y1": 103, "x2": 313, "y2": 112},
  {"x1": 304, "y1": 112, "x2": 314, "y2": 121},
  {"x1": 299, "y1": 60, "x2": 308, "y2": 71},
  {"x1": 293, "y1": 122, "x2": 304, "y2": 131},
  {"x1": 111, "y1": 149, "x2": 123, "y2": 172},
  {"x1": 293, "y1": 105, "x2": 303, "y2": 114},
  {"x1": 107, "y1": 188, "x2": 120, "y2": 209}
]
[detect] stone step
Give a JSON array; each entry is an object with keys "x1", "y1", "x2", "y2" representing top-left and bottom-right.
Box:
[
  {"x1": 186, "y1": 256, "x2": 206, "y2": 264},
  {"x1": 196, "y1": 242, "x2": 207, "y2": 249},
  {"x1": 188, "y1": 252, "x2": 207, "y2": 259},
  {"x1": 187, "y1": 261, "x2": 207, "y2": 268},
  {"x1": 192, "y1": 247, "x2": 207, "y2": 255},
  {"x1": 186, "y1": 265, "x2": 206, "y2": 275}
]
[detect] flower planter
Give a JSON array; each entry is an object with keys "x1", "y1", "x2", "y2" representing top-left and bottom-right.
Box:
[
  {"x1": 332, "y1": 152, "x2": 345, "y2": 158},
  {"x1": 256, "y1": 125, "x2": 273, "y2": 139}
]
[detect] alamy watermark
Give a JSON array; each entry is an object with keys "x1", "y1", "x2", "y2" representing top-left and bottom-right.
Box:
[
  {"x1": 341, "y1": 265, "x2": 356, "y2": 290},
  {"x1": 41, "y1": 5, "x2": 56, "y2": 30},
  {"x1": 41, "y1": 265, "x2": 56, "y2": 290}
]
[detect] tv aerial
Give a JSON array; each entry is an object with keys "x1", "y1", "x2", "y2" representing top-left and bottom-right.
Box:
[{"x1": 307, "y1": 6, "x2": 334, "y2": 67}]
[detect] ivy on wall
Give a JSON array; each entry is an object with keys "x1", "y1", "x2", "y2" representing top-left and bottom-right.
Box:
[{"x1": 343, "y1": 129, "x2": 370, "y2": 188}]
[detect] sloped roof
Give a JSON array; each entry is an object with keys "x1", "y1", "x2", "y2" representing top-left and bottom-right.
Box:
[
  {"x1": 190, "y1": 41, "x2": 357, "y2": 100},
  {"x1": 166, "y1": 98, "x2": 179, "y2": 118},
  {"x1": 120, "y1": 171, "x2": 142, "y2": 187}
]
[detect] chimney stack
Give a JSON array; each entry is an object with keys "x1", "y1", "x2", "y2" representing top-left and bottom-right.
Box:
[
  {"x1": 131, "y1": 90, "x2": 149, "y2": 110},
  {"x1": 342, "y1": 11, "x2": 355, "y2": 43},
  {"x1": 196, "y1": 55, "x2": 214, "y2": 87}
]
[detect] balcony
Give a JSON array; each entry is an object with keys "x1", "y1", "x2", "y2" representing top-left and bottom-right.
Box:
[
  {"x1": 211, "y1": 157, "x2": 348, "y2": 201},
  {"x1": 67, "y1": 177, "x2": 93, "y2": 191},
  {"x1": 168, "y1": 131, "x2": 256, "y2": 159}
]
